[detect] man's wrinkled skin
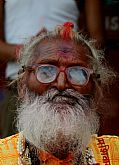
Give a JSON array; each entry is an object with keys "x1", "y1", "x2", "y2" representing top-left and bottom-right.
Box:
[{"x1": 27, "y1": 39, "x2": 95, "y2": 96}]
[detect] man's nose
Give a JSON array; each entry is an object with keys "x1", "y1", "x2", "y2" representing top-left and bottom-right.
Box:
[{"x1": 55, "y1": 72, "x2": 67, "y2": 91}]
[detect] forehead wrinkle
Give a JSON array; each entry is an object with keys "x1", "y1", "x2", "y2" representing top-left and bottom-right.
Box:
[
  {"x1": 57, "y1": 56, "x2": 90, "y2": 67},
  {"x1": 34, "y1": 39, "x2": 91, "y2": 65},
  {"x1": 35, "y1": 38, "x2": 76, "y2": 55},
  {"x1": 36, "y1": 54, "x2": 90, "y2": 68},
  {"x1": 35, "y1": 42, "x2": 60, "y2": 58},
  {"x1": 56, "y1": 39, "x2": 92, "y2": 58}
]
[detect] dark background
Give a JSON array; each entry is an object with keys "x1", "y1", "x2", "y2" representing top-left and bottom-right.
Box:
[{"x1": 100, "y1": 0, "x2": 119, "y2": 135}]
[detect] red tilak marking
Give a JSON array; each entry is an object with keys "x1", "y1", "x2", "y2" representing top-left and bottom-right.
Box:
[
  {"x1": 57, "y1": 50, "x2": 72, "y2": 58},
  {"x1": 61, "y1": 22, "x2": 74, "y2": 40}
]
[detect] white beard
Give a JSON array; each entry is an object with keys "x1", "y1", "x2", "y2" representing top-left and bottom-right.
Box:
[{"x1": 17, "y1": 88, "x2": 99, "y2": 160}]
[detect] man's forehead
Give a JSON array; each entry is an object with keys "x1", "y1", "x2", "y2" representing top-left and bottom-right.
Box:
[{"x1": 33, "y1": 38, "x2": 91, "y2": 63}]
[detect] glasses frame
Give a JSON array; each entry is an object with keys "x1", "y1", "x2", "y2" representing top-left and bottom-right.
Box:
[{"x1": 26, "y1": 64, "x2": 93, "y2": 86}]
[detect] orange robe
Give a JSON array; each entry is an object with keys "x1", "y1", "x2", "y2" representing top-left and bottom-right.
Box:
[{"x1": 0, "y1": 133, "x2": 119, "y2": 165}]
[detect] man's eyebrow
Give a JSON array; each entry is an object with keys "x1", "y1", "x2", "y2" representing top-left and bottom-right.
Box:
[
  {"x1": 38, "y1": 59, "x2": 58, "y2": 64},
  {"x1": 37, "y1": 59, "x2": 88, "y2": 67}
]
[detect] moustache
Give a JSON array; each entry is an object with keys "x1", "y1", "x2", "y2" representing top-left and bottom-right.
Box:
[{"x1": 42, "y1": 88, "x2": 92, "y2": 106}]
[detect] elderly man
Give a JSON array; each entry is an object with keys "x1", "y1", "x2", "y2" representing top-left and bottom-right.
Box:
[{"x1": 0, "y1": 22, "x2": 119, "y2": 165}]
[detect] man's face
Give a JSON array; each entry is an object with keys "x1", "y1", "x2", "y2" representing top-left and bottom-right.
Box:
[
  {"x1": 17, "y1": 39, "x2": 99, "y2": 159},
  {"x1": 27, "y1": 39, "x2": 94, "y2": 96}
]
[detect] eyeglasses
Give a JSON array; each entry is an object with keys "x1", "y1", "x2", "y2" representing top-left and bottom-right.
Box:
[{"x1": 26, "y1": 64, "x2": 93, "y2": 86}]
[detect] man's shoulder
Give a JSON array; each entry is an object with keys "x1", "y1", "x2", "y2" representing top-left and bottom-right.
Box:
[
  {"x1": 89, "y1": 134, "x2": 119, "y2": 149},
  {"x1": 91, "y1": 134, "x2": 119, "y2": 143},
  {"x1": 0, "y1": 133, "x2": 19, "y2": 164},
  {"x1": 0, "y1": 133, "x2": 19, "y2": 146},
  {"x1": 88, "y1": 134, "x2": 119, "y2": 165},
  {"x1": 97, "y1": 134, "x2": 119, "y2": 139}
]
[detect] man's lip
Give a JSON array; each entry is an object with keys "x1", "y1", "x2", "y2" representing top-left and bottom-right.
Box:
[
  {"x1": 51, "y1": 94, "x2": 78, "y2": 105},
  {"x1": 52, "y1": 94, "x2": 77, "y2": 100}
]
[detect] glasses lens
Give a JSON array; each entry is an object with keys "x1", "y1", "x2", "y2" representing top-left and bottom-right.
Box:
[
  {"x1": 36, "y1": 65, "x2": 57, "y2": 83},
  {"x1": 67, "y1": 67, "x2": 88, "y2": 85}
]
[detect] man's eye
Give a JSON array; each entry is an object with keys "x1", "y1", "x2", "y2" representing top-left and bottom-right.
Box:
[
  {"x1": 68, "y1": 67, "x2": 88, "y2": 85},
  {"x1": 36, "y1": 66, "x2": 57, "y2": 83}
]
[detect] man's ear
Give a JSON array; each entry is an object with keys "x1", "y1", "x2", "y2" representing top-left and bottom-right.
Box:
[{"x1": 17, "y1": 72, "x2": 28, "y2": 99}]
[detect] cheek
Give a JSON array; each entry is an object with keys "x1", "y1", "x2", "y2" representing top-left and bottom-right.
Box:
[
  {"x1": 27, "y1": 72, "x2": 49, "y2": 94},
  {"x1": 73, "y1": 79, "x2": 95, "y2": 95}
]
